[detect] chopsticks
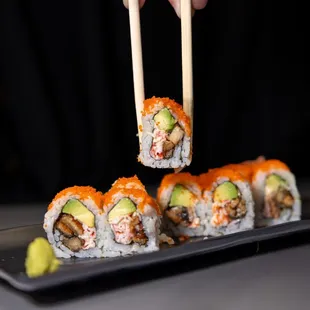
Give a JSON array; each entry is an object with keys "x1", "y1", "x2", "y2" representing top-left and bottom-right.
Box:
[
  {"x1": 128, "y1": 0, "x2": 194, "y2": 152},
  {"x1": 128, "y1": 0, "x2": 145, "y2": 143}
]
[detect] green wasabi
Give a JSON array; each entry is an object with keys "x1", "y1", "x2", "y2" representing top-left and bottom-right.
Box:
[{"x1": 25, "y1": 237, "x2": 61, "y2": 278}]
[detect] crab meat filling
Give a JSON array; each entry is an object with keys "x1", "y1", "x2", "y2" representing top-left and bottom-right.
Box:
[
  {"x1": 150, "y1": 108, "x2": 184, "y2": 160},
  {"x1": 211, "y1": 182, "x2": 247, "y2": 227},
  {"x1": 108, "y1": 198, "x2": 148, "y2": 245}
]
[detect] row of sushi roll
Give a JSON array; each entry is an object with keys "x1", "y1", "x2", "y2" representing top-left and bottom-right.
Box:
[
  {"x1": 158, "y1": 157, "x2": 301, "y2": 238},
  {"x1": 43, "y1": 157, "x2": 301, "y2": 259},
  {"x1": 43, "y1": 176, "x2": 165, "y2": 259}
]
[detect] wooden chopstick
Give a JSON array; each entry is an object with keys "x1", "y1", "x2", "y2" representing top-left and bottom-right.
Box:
[
  {"x1": 181, "y1": 0, "x2": 194, "y2": 135},
  {"x1": 128, "y1": 0, "x2": 145, "y2": 143},
  {"x1": 174, "y1": 0, "x2": 194, "y2": 174}
]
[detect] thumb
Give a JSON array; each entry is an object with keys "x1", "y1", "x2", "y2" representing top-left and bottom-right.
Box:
[{"x1": 123, "y1": 0, "x2": 146, "y2": 9}]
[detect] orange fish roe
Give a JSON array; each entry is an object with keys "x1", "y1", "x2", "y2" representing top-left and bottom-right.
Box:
[
  {"x1": 199, "y1": 167, "x2": 247, "y2": 192},
  {"x1": 146, "y1": 196, "x2": 162, "y2": 215},
  {"x1": 157, "y1": 172, "x2": 201, "y2": 201},
  {"x1": 222, "y1": 163, "x2": 253, "y2": 182},
  {"x1": 48, "y1": 186, "x2": 104, "y2": 211},
  {"x1": 221, "y1": 157, "x2": 267, "y2": 182},
  {"x1": 111, "y1": 175, "x2": 146, "y2": 191},
  {"x1": 252, "y1": 159, "x2": 290, "y2": 174},
  {"x1": 103, "y1": 186, "x2": 161, "y2": 215},
  {"x1": 142, "y1": 96, "x2": 191, "y2": 137}
]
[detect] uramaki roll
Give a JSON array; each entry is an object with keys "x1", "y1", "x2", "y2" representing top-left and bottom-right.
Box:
[
  {"x1": 250, "y1": 159, "x2": 301, "y2": 227},
  {"x1": 157, "y1": 172, "x2": 207, "y2": 237},
  {"x1": 43, "y1": 186, "x2": 104, "y2": 258},
  {"x1": 100, "y1": 177, "x2": 162, "y2": 257},
  {"x1": 138, "y1": 97, "x2": 192, "y2": 169},
  {"x1": 199, "y1": 167, "x2": 255, "y2": 236}
]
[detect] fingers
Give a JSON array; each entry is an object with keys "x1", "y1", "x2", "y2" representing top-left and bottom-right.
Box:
[
  {"x1": 168, "y1": 0, "x2": 208, "y2": 18},
  {"x1": 123, "y1": 0, "x2": 208, "y2": 16},
  {"x1": 192, "y1": 0, "x2": 208, "y2": 10},
  {"x1": 123, "y1": 0, "x2": 146, "y2": 9}
]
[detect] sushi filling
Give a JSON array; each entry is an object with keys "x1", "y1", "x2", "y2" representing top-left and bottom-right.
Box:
[
  {"x1": 263, "y1": 174, "x2": 294, "y2": 218},
  {"x1": 211, "y1": 182, "x2": 247, "y2": 227},
  {"x1": 108, "y1": 198, "x2": 148, "y2": 245},
  {"x1": 166, "y1": 184, "x2": 200, "y2": 228},
  {"x1": 54, "y1": 199, "x2": 96, "y2": 252},
  {"x1": 150, "y1": 108, "x2": 184, "y2": 160}
]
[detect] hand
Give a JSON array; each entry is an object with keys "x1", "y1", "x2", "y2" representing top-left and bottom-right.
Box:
[{"x1": 123, "y1": 0, "x2": 208, "y2": 16}]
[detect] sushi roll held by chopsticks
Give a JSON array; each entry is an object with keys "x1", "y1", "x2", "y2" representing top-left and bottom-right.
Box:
[
  {"x1": 100, "y1": 176, "x2": 162, "y2": 257},
  {"x1": 43, "y1": 186, "x2": 104, "y2": 258},
  {"x1": 138, "y1": 97, "x2": 192, "y2": 169},
  {"x1": 126, "y1": 0, "x2": 194, "y2": 170}
]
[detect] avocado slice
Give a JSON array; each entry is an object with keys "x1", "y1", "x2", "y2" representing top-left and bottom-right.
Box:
[
  {"x1": 62, "y1": 199, "x2": 95, "y2": 228},
  {"x1": 169, "y1": 184, "x2": 195, "y2": 208},
  {"x1": 265, "y1": 174, "x2": 287, "y2": 192},
  {"x1": 213, "y1": 182, "x2": 239, "y2": 202},
  {"x1": 108, "y1": 198, "x2": 136, "y2": 222},
  {"x1": 154, "y1": 108, "x2": 176, "y2": 132}
]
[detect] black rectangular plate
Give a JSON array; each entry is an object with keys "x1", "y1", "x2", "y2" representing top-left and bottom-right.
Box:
[{"x1": 1, "y1": 220, "x2": 310, "y2": 293}]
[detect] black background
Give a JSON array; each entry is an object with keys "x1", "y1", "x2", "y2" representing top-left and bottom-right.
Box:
[{"x1": 0, "y1": 0, "x2": 308, "y2": 203}]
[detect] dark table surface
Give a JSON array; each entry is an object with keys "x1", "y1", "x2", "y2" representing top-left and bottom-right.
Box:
[{"x1": 1, "y1": 182, "x2": 310, "y2": 309}]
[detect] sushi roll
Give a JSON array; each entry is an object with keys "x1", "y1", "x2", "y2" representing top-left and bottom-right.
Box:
[
  {"x1": 138, "y1": 96, "x2": 192, "y2": 169},
  {"x1": 43, "y1": 186, "x2": 104, "y2": 258},
  {"x1": 251, "y1": 159, "x2": 301, "y2": 227},
  {"x1": 157, "y1": 172, "x2": 207, "y2": 237},
  {"x1": 199, "y1": 167, "x2": 255, "y2": 236},
  {"x1": 100, "y1": 176, "x2": 162, "y2": 257}
]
